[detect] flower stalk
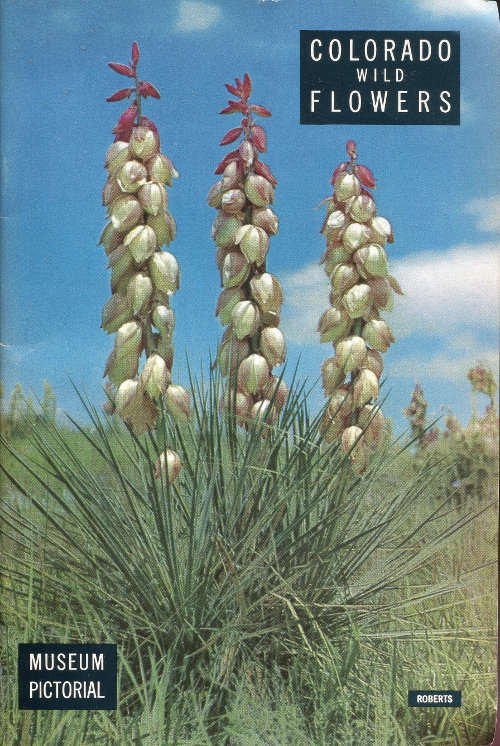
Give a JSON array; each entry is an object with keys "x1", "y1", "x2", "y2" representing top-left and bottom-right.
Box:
[
  {"x1": 100, "y1": 42, "x2": 188, "y2": 481},
  {"x1": 318, "y1": 140, "x2": 402, "y2": 471},
  {"x1": 209, "y1": 74, "x2": 288, "y2": 430}
]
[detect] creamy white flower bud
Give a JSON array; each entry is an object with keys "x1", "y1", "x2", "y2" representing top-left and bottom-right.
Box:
[
  {"x1": 237, "y1": 353, "x2": 271, "y2": 395},
  {"x1": 260, "y1": 327, "x2": 286, "y2": 367},
  {"x1": 129, "y1": 126, "x2": 159, "y2": 161},
  {"x1": 165, "y1": 384, "x2": 191, "y2": 423},
  {"x1": 149, "y1": 251, "x2": 180, "y2": 295},
  {"x1": 232, "y1": 300, "x2": 261, "y2": 339},
  {"x1": 342, "y1": 283, "x2": 373, "y2": 319},
  {"x1": 350, "y1": 194, "x2": 377, "y2": 223},
  {"x1": 117, "y1": 160, "x2": 148, "y2": 193},
  {"x1": 139, "y1": 354, "x2": 171, "y2": 399},
  {"x1": 124, "y1": 224, "x2": 157, "y2": 264},
  {"x1": 155, "y1": 449, "x2": 181, "y2": 484},
  {"x1": 334, "y1": 173, "x2": 361, "y2": 202},
  {"x1": 126, "y1": 272, "x2": 153, "y2": 314}
]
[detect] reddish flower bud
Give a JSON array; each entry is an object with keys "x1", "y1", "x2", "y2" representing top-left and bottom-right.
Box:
[
  {"x1": 225, "y1": 82, "x2": 241, "y2": 97},
  {"x1": 238, "y1": 139, "x2": 255, "y2": 167},
  {"x1": 251, "y1": 206, "x2": 279, "y2": 235},
  {"x1": 251, "y1": 125, "x2": 267, "y2": 153},
  {"x1": 132, "y1": 42, "x2": 140, "y2": 65},
  {"x1": 244, "y1": 173, "x2": 274, "y2": 207},
  {"x1": 220, "y1": 128, "x2": 243, "y2": 146},
  {"x1": 346, "y1": 140, "x2": 357, "y2": 158},
  {"x1": 108, "y1": 62, "x2": 135, "y2": 77},
  {"x1": 253, "y1": 160, "x2": 277, "y2": 186},
  {"x1": 140, "y1": 81, "x2": 161, "y2": 99},
  {"x1": 250, "y1": 104, "x2": 272, "y2": 117},
  {"x1": 242, "y1": 72, "x2": 252, "y2": 99},
  {"x1": 106, "y1": 88, "x2": 134, "y2": 102},
  {"x1": 215, "y1": 150, "x2": 239, "y2": 175},
  {"x1": 112, "y1": 102, "x2": 138, "y2": 134},
  {"x1": 355, "y1": 164, "x2": 376, "y2": 189}
]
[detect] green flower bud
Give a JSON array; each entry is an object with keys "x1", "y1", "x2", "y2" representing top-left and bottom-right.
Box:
[
  {"x1": 334, "y1": 172, "x2": 361, "y2": 202},
  {"x1": 350, "y1": 194, "x2": 377, "y2": 223},
  {"x1": 264, "y1": 376, "x2": 289, "y2": 412},
  {"x1": 317, "y1": 306, "x2": 352, "y2": 343},
  {"x1": 115, "y1": 319, "x2": 143, "y2": 357},
  {"x1": 368, "y1": 277, "x2": 393, "y2": 311},
  {"x1": 244, "y1": 174, "x2": 274, "y2": 207},
  {"x1": 252, "y1": 207, "x2": 279, "y2": 236},
  {"x1": 260, "y1": 309, "x2": 281, "y2": 327},
  {"x1": 362, "y1": 318, "x2": 394, "y2": 353},
  {"x1": 101, "y1": 293, "x2": 134, "y2": 334},
  {"x1": 152, "y1": 304, "x2": 176, "y2": 334},
  {"x1": 110, "y1": 195, "x2": 143, "y2": 232},
  {"x1": 102, "y1": 177, "x2": 123, "y2": 206},
  {"x1": 250, "y1": 272, "x2": 283, "y2": 313},
  {"x1": 260, "y1": 326, "x2": 286, "y2": 367},
  {"x1": 149, "y1": 251, "x2": 180, "y2": 295},
  {"x1": 353, "y1": 368, "x2": 379, "y2": 407},
  {"x1": 321, "y1": 356, "x2": 345, "y2": 396},
  {"x1": 221, "y1": 188, "x2": 246, "y2": 214},
  {"x1": 139, "y1": 354, "x2": 171, "y2": 399},
  {"x1": 157, "y1": 333, "x2": 175, "y2": 370},
  {"x1": 213, "y1": 213, "x2": 242, "y2": 248},
  {"x1": 138, "y1": 181, "x2": 167, "y2": 216},
  {"x1": 155, "y1": 449, "x2": 181, "y2": 484},
  {"x1": 232, "y1": 300, "x2": 261, "y2": 339},
  {"x1": 124, "y1": 224, "x2": 157, "y2": 264},
  {"x1": 217, "y1": 334, "x2": 251, "y2": 376},
  {"x1": 335, "y1": 336, "x2": 367, "y2": 373},
  {"x1": 216, "y1": 287, "x2": 246, "y2": 326},
  {"x1": 117, "y1": 160, "x2": 148, "y2": 193},
  {"x1": 147, "y1": 211, "x2": 177, "y2": 247},
  {"x1": 331, "y1": 263, "x2": 360, "y2": 294},
  {"x1": 105, "y1": 141, "x2": 131, "y2": 176},
  {"x1": 342, "y1": 222, "x2": 372, "y2": 252},
  {"x1": 104, "y1": 348, "x2": 140, "y2": 387},
  {"x1": 165, "y1": 384, "x2": 191, "y2": 423},
  {"x1": 207, "y1": 181, "x2": 224, "y2": 209},
  {"x1": 342, "y1": 283, "x2": 373, "y2": 319},
  {"x1": 364, "y1": 348, "x2": 384, "y2": 378},
  {"x1": 127, "y1": 272, "x2": 153, "y2": 313},
  {"x1": 235, "y1": 224, "x2": 270, "y2": 265},
  {"x1": 354, "y1": 244, "x2": 389, "y2": 278},
  {"x1": 129, "y1": 126, "x2": 159, "y2": 161},
  {"x1": 237, "y1": 353, "x2": 271, "y2": 395},
  {"x1": 221, "y1": 161, "x2": 242, "y2": 191},
  {"x1": 99, "y1": 222, "x2": 124, "y2": 256},
  {"x1": 324, "y1": 245, "x2": 353, "y2": 276},
  {"x1": 321, "y1": 210, "x2": 346, "y2": 240},
  {"x1": 370, "y1": 216, "x2": 393, "y2": 246},
  {"x1": 219, "y1": 389, "x2": 252, "y2": 424},
  {"x1": 146, "y1": 153, "x2": 179, "y2": 186},
  {"x1": 222, "y1": 252, "x2": 250, "y2": 288}
]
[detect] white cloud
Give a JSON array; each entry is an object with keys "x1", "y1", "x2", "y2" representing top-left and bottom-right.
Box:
[
  {"x1": 175, "y1": 1, "x2": 222, "y2": 32},
  {"x1": 413, "y1": 0, "x2": 492, "y2": 16},
  {"x1": 281, "y1": 242, "x2": 499, "y2": 344},
  {"x1": 390, "y1": 343, "x2": 499, "y2": 382},
  {"x1": 465, "y1": 195, "x2": 500, "y2": 233},
  {"x1": 391, "y1": 243, "x2": 499, "y2": 337}
]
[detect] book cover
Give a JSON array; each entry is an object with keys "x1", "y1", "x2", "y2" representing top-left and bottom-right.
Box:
[{"x1": 1, "y1": 1, "x2": 498, "y2": 743}]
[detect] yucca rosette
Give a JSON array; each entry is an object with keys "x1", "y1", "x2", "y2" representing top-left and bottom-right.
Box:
[
  {"x1": 100, "y1": 42, "x2": 187, "y2": 479},
  {"x1": 210, "y1": 74, "x2": 287, "y2": 431},
  {"x1": 317, "y1": 140, "x2": 402, "y2": 471}
]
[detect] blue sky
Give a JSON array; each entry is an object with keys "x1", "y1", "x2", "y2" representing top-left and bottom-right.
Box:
[{"x1": 1, "y1": 0, "x2": 499, "y2": 434}]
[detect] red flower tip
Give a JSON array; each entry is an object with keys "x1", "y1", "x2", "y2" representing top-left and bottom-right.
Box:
[
  {"x1": 250, "y1": 104, "x2": 272, "y2": 118},
  {"x1": 346, "y1": 140, "x2": 357, "y2": 158},
  {"x1": 220, "y1": 127, "x2": 243, "y2": 146},
  {"x1": 140, "y1": 116, "x2": 159, "y2": 135},
  {"x1": 330, "y1": 161, "x2": 349, "y2": 186},
  {"x1": 253, "y1": 160, "x2": 277, "y2": 187},
  {"x1": 106, "y1": 87, "x2": 134, "y2": 102},
  {"x1": 140, "y1": 81, "x2": 161, "y2": 99},
  {"x1": 112, "y1": 100, "x2": 138, "y2": 134},
  {"x1": 132, "y1": 42, "x2": 140, "y2": 66},
  {"x1": 225, "y1": 82, "x2": 241, "y2": 97},
  {"x1": 242, "y1": 73, "x2": 252, "y2": 100},
  {"x1": 355, "y1": 164, "x2": 376, "y2": 189},
  {"x1": 214, "y1": 149, "x2": 239, "y2": 174},
  {"x1": 108, "y1": 62, "x2": 136, "y2": 78},
  {"x1": 251, "y1": 124, "x2": 267, "y2": 153}
]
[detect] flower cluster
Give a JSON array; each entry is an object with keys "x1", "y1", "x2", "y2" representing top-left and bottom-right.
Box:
[
  {"x1": 208, "y1": 74, "x2": 288, "y2": 429},
  {"x1": 467, "y1": 363, "x2": 497, "y2": 400},
  {"x1": 100, "y1": 43, "x2": 188, "y2": 481},
  {"x1": 404, "y1": 382, "x2": 430, "y2": 446},
  {"x1": 317, "y1": 141, "x2": 402, "y2": 472}
]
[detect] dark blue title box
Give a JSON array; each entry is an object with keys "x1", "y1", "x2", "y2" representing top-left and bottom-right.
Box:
[
  {"x1": 18, "y1": 644, "x2": 117, "y2": 710},
  {"x1": 300, "y1": 31, "x2": 460, "y2": 125},
  {"x1": 409, "y1": 690, "x2": 462, "y2": 707}
]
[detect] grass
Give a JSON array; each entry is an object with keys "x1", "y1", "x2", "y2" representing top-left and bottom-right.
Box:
[{"x1": 0, "y1": 368, "x2": 497, "y2": 745}]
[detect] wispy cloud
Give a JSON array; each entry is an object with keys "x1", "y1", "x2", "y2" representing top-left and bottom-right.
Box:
[
  {"x1": 175, "y1": 1, "x2": 222, "y2": 32},
  {"x1": 413, "y1": 0, "x2": 493, "y2": 16},
  {"x1": 391, "y1": 339, "x2": 499, "y2": 382},
  {"x1": 281, "y1": 242, "x2": 499, "y2": 345},
  {"x1": 465, "y1": 194, "x2": 500, "y2": 233}
]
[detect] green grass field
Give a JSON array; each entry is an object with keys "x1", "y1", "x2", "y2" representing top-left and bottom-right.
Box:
[{"x1": 0, "y1": 375, "x2": 497, "y2": 745}]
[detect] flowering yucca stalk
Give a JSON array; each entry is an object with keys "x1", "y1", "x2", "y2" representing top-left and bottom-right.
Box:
[
  {"x1": 317, "y1": 140, "x2": 403, "y2": 472},
  {"x1": 209, "y1": 73, "x2": 288, "y2": 429},
  {"x1": 404, "y1": 381, "x2": 438, "y2": 448},
  {"x1": 99, "y1": 42, "x2": 187, "y2": 483}
]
